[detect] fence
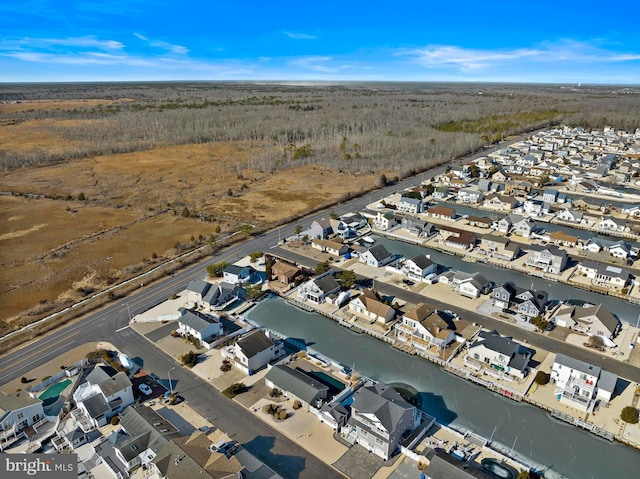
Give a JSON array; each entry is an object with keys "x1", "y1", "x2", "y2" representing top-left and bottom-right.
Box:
[{"x1": 28, "y1": 359, "x2": 89, "y2": 394}]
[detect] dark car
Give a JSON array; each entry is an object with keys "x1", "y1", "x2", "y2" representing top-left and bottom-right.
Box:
[
  {"x1": 545, "y1": 322, "x2": 555, "y2": 332},
  {"x1": 403, "y1": 279, "x2": 415, "y2": 286}
]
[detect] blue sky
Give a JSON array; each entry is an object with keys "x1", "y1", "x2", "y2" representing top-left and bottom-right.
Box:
[{"x1": 2, "y1": 0, "x2": 639, "y2": 83}]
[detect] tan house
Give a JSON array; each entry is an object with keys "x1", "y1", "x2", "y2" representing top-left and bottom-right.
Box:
[
  {"x1": 349, "y1": 289, "x2": 395, "y2": 324},
  {"x1": 394, "y1": 303, "x2": 456, "y2": 353},
  {"x1": 311, "y1": 238, "x2": 349, "y2": 256}
]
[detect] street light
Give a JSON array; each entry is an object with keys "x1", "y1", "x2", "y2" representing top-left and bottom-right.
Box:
[{"x1": 168, "y1": 367, "x2": 176, "y2": 396}]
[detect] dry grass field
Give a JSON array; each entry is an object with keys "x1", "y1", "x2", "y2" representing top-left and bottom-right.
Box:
[{"x1": 0, "y1": 127, "x2": 377, "y2": 323}]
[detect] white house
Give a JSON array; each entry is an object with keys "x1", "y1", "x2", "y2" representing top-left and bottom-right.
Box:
[
  {"x1": 176, "y1": 308, "x2": 223, "y2": 347},
  {"x1": 598, "y1": 215, "x2": 629, "y2": 233},
  {"x1": 373, "y1": 211, "x2": 397, "y2": 231},
  {"x1": 0, "y1": 391, "x2": 46, "y2": 451},
  {"x1": 401, "y1": 254, "x2": 437, "y2": 282},
  {"x1": 222, "y1": 264, "x2": 258, "y2": 285},
  {"x1": 297, "y1": 273, "x2": 341, "y2": 303},
  {"x1": 359, "y1": 244, "x2": 395, "y2": 268},
  {"x1": 551, "y1": 354, "x2": 617, "y2": 412},
  {"x1": 72, "y1": 364, "x2": 134, "y2": 431},
  {"x1": 576, "y1": 261, "x2": 630, "y2": 289},
  {"x1": 349, "y1": 289, "x2": 395, "y2": 324},
  {"x1": 229, "y1": 330, "x2": 282, "y2": 375},
  {"x1": 397, "y1": 195, "x2": 424, "y2": 214},
  {"x1": 525, "y1": 245, "x2": 568, "y2": 275},
  {"x1": 556, "y1": 208, "x2": 585, "y2": 224},
  {"x1": 465, "y1": 330, "x2": 530, "y2": 380},
  {"x1": 457, "y1": 187, "x2": 484, "y2": 204},
  {"x1": 344, "y1": 381, "x2": 420, "y2": 460}
]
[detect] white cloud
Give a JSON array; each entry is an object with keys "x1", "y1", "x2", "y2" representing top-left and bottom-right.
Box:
[
  {"x1": 0, "y1": 36, "x2": 125, "y2": 51},
  {"x1": 399, "y1": 40, "x2": 640, "y2": 72},
  {"x1": 133, "y1": 33, "x2": 189, "y2": 54},
  {"x1": 284, "y1": 31, "x2": 316, "y2": 40}
]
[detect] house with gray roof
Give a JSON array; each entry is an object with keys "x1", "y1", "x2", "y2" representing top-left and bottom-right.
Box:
[
  {"x1": 176, "y1": 309, "x2": 223, "y2": 347},
  {"x1": 0, "y1": 391, "x2": 46, "y2": 451},
  {"x1": 397, "y1": 195, "x2": 424, "y2": 214},
  {"x1": 72, "y1": 364, "x2": 134, "y2": 431},
  {"x1": 524, "y1": 244, "x2": 568, "y2": 275},
  {"x1": 359, "y1": 244, "x2": 395, "y2": 268},
  {"x1": 424, "y1": 448, "x2": 495, "y2": 479},
  {"x1": 222, "y1": 264, "x2": 258, "y2": 285},
  {"x1": 551, "y1": 354, "x2": 618, "y2": 412},
  {"x1": 553, "y1": 303, "x2": 621, "y2": 338},
  {"x1": 344, "y1": 381, "x2": 420, "y2": 460},
  {"x1": 576, "y1": 261, "x2": 630, "y2": 289},
  {"x1": 111, "y1": 404, "x2": 180, "y2": 473},
  {"x1": 201, "y1": 282, "x2": 239, "y2": 311},
  {"x1": 297, "y1": 272, "x2": 341, "y2": 303},
  {"x1": 229, "y1": 330, "x2": 283, "y2": 375},
  {"x1": 264, "y1": 365, "x2": 329, "y2": 410},
  {"x1": 401, "y1": 254, "x2": 437, "y2": 282},
  {"x1": 465, "y1": 330, "x2": 530, "y2": 380}
]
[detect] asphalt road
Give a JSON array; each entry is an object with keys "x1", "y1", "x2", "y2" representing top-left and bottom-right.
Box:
[
  {"x1": 5, "y1": 130, "x2": 632, "y2": 478},
  {"x1": 272, "y1": 247, "x2": 640, "y2": 384}
]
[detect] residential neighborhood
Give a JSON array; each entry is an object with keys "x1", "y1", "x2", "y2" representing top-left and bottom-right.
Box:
[{"x1": 3, "y1": 125, "x2": 640, "y2": 479}]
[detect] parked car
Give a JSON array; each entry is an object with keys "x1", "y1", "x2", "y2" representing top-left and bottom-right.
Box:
[
  {"x1": 208, "y1": 440, "x2": 238, "y2": 455},
  {"x1": 138, "y1": 383, "x2": 153, "y2": 396}
]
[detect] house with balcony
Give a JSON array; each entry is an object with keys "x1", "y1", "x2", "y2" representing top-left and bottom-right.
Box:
[
  {"x1": 225, "y1": 330, "x2": 283, "y2": 376},
  {"x1": 479, "y1": 234, "x2": 521, "y2": 261},
  {"x1": 344, "y1": 381, "x2": 420, "y2": 460},
  {"x1": 465, "y1": 330, "x2": 530, "y2": 380},
  {"x1": 401, "y1": 254, "x2": 437, "y2": 282},
  {"x1": 457, "y1": 187, "x2": 484, "y2": 204},
  {"x1": 373, "y1": 211, "x2": 398, "y2": 231},
  {"x1": 553, "y1": 303, "x2": 621, "y2": 338},
  {"x1": 576, "y1": 261, "x2": 630, "y2": 289},
  {"x1": 550, "y1": 354, "x2": 617, "y2": 412},
  {"x1": 397, "y1": 195, "x2": 424, "y2": 214},
  {"x1": 297, "y1": 273, "x2": 341, "y2": 304},
  {"x1": 524, "y1": 245, "x2": 568, "y2": 275},
  {"x1": 176, "y1": 308, "x2": 223, "y2": 347},
  {"x1": 400, "y1": 216, "x2": 436, "y2": 237},
  {"x1": 349, "y1": 289, "x2": 395, "y2": 325},
  {"x1": 483, "y1": 194, "x2": 518, "y2": 212},
  {"x1": 0, "y1": 391, "x2": 46, "y2": 451},
  {"x1": 394, "y1": 303, "x2": 456, "y2": 353},
  {"x1": 72, "y1": 364, "x2": 134, "y2": 431},
  {"x1": 108, "y1": 404, "x2": 180, "y2": 474}
]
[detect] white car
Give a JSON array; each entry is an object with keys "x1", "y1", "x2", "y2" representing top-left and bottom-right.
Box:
[{"x1": 138, "y1": 383, "x2": 153, "y2": 396}]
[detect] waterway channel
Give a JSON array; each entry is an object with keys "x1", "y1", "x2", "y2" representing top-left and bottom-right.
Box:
[
  {"x1": 247, "y1": 297, "x2": 640, "y2": 479},
  {"x1": 372, "y1": 236, "x2": 640, "y2": 324}
]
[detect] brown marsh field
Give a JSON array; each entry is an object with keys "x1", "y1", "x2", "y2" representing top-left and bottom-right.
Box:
[{"x1": 1, "y1": 81, "x2": 639, "y2": 335}]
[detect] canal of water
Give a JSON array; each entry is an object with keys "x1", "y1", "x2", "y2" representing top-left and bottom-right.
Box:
[
  {"x1": 247, "y1": 297, "x2": 640, "y2": 479},
  {"x1": 372, "y1": 236, "x2": 640, "y2": 324}
]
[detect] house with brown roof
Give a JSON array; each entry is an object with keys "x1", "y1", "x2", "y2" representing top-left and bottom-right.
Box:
[
  {"x1": 394, "y1": 303, "x2": 456, "y2": 352},
  {"x1": 548, "y1": 230, "x2": 579, "y2": 247},
  {"x1": 271, "y1": 261, "x2": 300, "y2": 285},
  {"x1": 349, "y1": 289, "x2": 395, "y2": 324},
  {"x1": 426, "y1": 205, "x2": 456, "y2": 220}
]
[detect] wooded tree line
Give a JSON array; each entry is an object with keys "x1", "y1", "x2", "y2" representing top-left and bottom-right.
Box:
[{"x1": 2, "y1": 82, "x2": 639, "y2": 173}]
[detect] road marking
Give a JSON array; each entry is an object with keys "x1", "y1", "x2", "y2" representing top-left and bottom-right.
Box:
[
  {"x1": 0, "y1": 330, "x2": 81, "y2": 374},
  {"x1": 115, "y1": 325, "x2": 130, "y2": 333}
]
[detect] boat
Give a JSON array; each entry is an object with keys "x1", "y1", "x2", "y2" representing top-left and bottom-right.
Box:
[{"x1": 361, "y1": 236, "x2": 375, "y2": 244}]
